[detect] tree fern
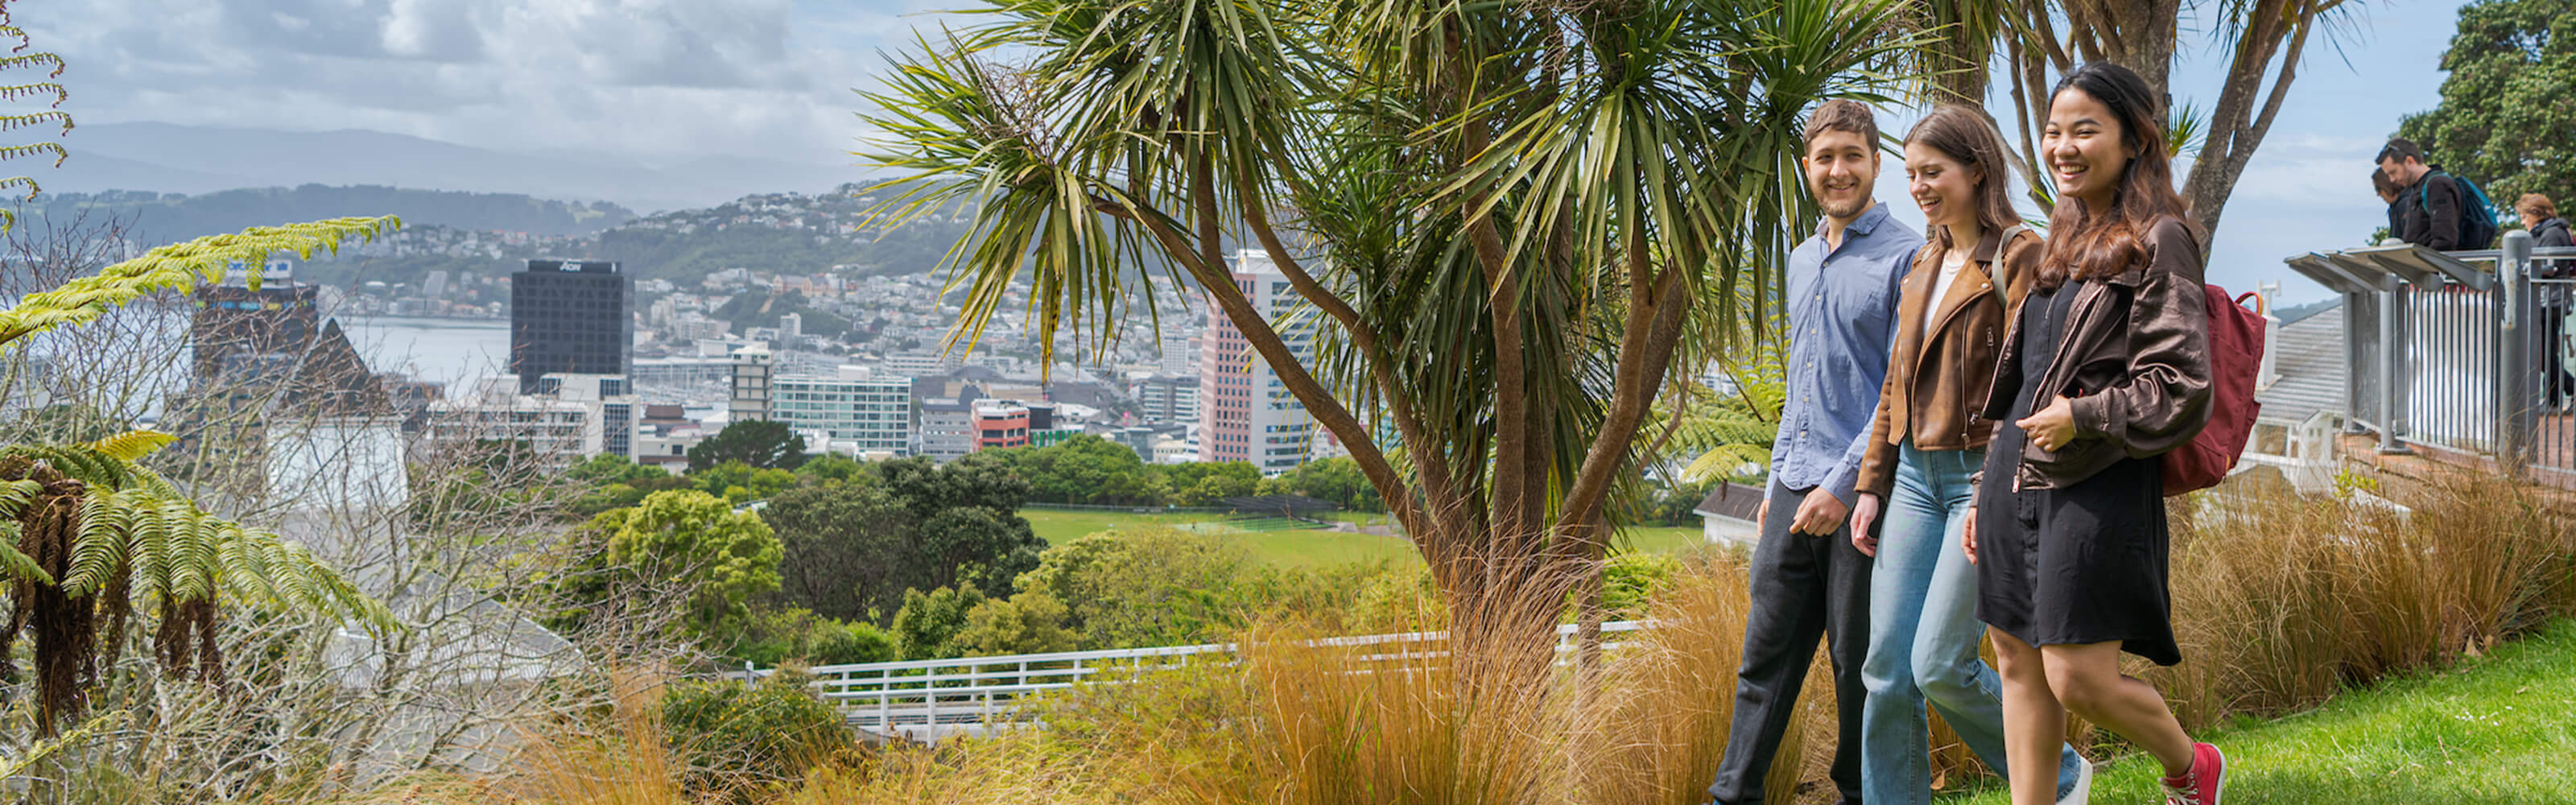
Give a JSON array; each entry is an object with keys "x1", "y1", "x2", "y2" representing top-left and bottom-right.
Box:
[
  {"x1": 0, "y1": 1, "x2": 398, "y2": 734},
  {"x1": 0, "y1": 448, "x2": 394, "y2": 733}
]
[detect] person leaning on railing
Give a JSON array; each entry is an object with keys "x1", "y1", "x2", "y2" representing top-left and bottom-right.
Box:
[{"x1": 2518, "y1": 194, "x2": 2573, "y2": 408}]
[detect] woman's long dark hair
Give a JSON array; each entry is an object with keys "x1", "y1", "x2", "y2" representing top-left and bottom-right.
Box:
[
  {"x1": 1905, "y1": 105, "x2": 2019, "y2": 250},
  {"x1": 2037, "y1": 62, "x2": 2196, "y2": 288}
]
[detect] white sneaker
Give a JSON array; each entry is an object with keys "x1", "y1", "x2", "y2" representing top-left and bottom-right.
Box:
[{"x1": 2055, "y1": 758, "x2": 2094, "y2": 805}]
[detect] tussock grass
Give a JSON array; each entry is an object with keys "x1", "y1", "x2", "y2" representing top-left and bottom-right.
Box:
[
  {"x1": 2158, "y1": 470, "x2": 2576, "y2": 729},
  {"x1": 350, "y1": 469, "x2": 2576, "y2": 805}
]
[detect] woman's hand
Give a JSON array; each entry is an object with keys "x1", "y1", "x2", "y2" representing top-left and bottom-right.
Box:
[
  {"x1": 1962, "y1": 506, "x2": 1979, "y2": 566},
  {"x1": 1848, "y1": 493, "x2": 1882, "y2": 556},
  {"x1": 2016, "y1": 395, "x2": 2080, "y2": 452}
]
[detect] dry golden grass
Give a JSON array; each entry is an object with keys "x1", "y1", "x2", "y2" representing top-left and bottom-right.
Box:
[
  {"x1": 2155, "y1": 469, "x2": 2576, "y2": 729},
  {"x1": 350, "y1": 467, "x2": 2576, "y2": 805}
]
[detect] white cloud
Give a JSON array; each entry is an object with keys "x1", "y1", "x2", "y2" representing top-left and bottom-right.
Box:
[{"x1": 16, "y1": 0, "x2": 946, "y2": 163}]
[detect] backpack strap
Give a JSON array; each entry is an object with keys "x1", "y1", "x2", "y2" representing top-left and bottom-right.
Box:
[{"x1": 2417, "y1": 169, "x2": 2450, "y2": 213}]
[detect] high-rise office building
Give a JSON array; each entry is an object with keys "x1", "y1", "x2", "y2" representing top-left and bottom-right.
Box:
[
  {"x1": 1197, "y1": 250, "x2": 1318, "y2": 475},
  {"x1": 729, "y1": 344, "x2": 774, "y2": 424},
  {"x1": 511, "y1": 259, "x2": 631, "y2": 393},
  {"x1": 1136, "y1": 374, "x2": 1199, "y2": 424}
]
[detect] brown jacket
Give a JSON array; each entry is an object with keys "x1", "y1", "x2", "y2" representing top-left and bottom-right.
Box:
[
  {"x1": 1979, "y1": 217, "x2": 2213, "y2": 492},
  {"x1": 1856, "y1": 225, "x2": 2039, "y2": 499}
]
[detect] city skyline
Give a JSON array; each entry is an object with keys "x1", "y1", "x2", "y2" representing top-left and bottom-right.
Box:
[{"x1": 13, "y1": 1, "x2": 2482, "y2": 302}]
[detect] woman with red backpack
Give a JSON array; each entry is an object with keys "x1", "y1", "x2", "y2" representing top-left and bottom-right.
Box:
[{"x1": 1962, "y1": 61, "x2": 2227, "y2": 805}]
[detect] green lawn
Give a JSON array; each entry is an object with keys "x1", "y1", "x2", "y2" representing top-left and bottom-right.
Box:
[
  {"x1": 1947, "y1": 618, "x2": 2576, "y2": 804},
  {"x1": 1022, "y1": 509, "x2": 1418, "y2": 570},
  {"x1": 1022, "y1": 510, "x2": 1224, "y2": 543},
  {"x1": 1024, "y1": 509, "x2": 1717, "y2": 570}
]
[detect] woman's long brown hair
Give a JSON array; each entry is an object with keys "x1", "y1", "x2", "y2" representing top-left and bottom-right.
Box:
[
  {"x1": 2037, "y1": 62, "x2": 2198, "y2": 288},
  {"x1": 1905, "y1": 105, "x2": 2019, "y2": 250}
]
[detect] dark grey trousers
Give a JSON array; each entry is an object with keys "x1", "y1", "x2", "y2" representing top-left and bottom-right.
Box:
[{"x1": 1704, "y1": 481, "x2": 1873, "y2": 805}]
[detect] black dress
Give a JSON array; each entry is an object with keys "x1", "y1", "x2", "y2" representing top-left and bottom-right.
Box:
[{"x1": 1975, "y1": 279, "x2": 2182, "y2": 667}]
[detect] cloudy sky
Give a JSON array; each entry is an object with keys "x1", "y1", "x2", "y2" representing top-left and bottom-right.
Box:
[{"x1": 19, "y1": 0, "x2": 2470, "y2": 300}]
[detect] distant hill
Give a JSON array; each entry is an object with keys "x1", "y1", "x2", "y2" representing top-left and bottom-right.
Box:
[
  {"x1": 19, "y1": 185, "x2": 638, "y2": 243},
  {"x1": 286, "y1": 186, "x2": 979, "y2": 290},
  {"x1": 39, "y1": 122, "x2": 861, "y2": 213}
]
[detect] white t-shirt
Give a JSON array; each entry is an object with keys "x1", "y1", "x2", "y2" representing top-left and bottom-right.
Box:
[{"x1": 1920, "y1": 249, "x2": 1966, "y2": 348}]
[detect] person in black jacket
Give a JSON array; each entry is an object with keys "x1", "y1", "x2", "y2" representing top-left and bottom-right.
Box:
[
  {"x1": 2377, "y1": 138, "x2": 2462, "y2": 250},
  {"x1": 2520, "y1": 193, "x2": 2574, "y2": 407}
]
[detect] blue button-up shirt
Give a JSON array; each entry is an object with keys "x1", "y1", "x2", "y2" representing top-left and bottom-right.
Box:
[{"x1": 1769, "y1": 201, "x2": 1919, "y2": 503}]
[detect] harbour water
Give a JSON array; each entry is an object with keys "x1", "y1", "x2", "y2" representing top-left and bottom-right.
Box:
[{"x1": 337, "y1": 316, "x2": 514, "y2": 389}]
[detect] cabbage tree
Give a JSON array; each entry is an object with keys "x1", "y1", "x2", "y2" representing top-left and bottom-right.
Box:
[{"x1": 859, "y1": 0, "x2": 1915, "y2": 653}]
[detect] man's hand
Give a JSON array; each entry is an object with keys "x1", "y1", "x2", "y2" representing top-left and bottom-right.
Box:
[
  {"x1": 1848, "y1": 493, "x2": 1882, "y2": 556},
  {"x1": 1962, "y1": 506, "x2": 1979, "y2": 566},
  {"x1": 1790, "y1": 488, "x2": 1851, "y2": 536},
  {"x1": 2016, "y1": 395, "x2": 2079, "y2": 452}
]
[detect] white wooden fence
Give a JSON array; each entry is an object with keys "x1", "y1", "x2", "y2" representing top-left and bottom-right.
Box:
[{"x1": 739, "y1": 620, "x2": 1649, "y2": 742}]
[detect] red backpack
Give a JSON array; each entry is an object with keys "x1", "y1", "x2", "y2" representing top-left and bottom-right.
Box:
[{"x1": 2161, "y1": 286, "x2": 2264, "y2": 496}]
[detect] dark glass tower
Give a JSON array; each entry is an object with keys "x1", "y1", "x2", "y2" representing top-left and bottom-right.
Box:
[{"x1": 510, "y1": 259, "x2": 632, "y2": 393}]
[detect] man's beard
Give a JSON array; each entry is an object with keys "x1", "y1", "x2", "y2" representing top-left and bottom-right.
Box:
[{"x1": 1814, "y1": 191, "x2": 1869, "y2": 221}]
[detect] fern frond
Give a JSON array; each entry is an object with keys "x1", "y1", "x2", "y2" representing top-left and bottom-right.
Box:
[
  {"x1": 0, "y1": 477, "x2": 42, "y2": 518},
  {"x1": 86, "y1": 430, "x2": 174, "y2": 462},
  {"x1": 0, "y1": 52, "x2": 66, "y2": 78},
  {"x1": 172, "y1": 507, "x2": 217, "y2": 604},
  {"x1": 0, "y1": 712, "x2": 118, "y2": 779},
  {"x1": 61, "y1": 487, "x2": 132, "y2": 596},
  {"x1": 6, "y1": 444, "x2": 126, "y2": 489},
  {"x1": 0, "y1": 110, "x2": 66, "y2": 135},
  {"x1": 0, "y1": 216, "x2": 401, "y2": 348},
  {"x1": 217, "y1": 530, "x2": 283, "y2": 605},
  {"x1": 0, "y1": 521, "x2": 54, "y2": 586},
  {"x1": 0, "y1": 81, "x2": 65, "y2": 106},
  {"x1": 0, "y1": 139, "x2": 62, "y2": 165},
  {"x1": 133, "y1": 499, "x2": 182, "y2": 603}
]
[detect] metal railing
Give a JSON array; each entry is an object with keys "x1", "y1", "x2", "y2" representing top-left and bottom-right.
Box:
[
  {"x1": 738, "y1": 620, "x2": 1650, "y2": 742},
  {"x1": 2284, "y1": 233, "x2": 2576, "y2": 477}
]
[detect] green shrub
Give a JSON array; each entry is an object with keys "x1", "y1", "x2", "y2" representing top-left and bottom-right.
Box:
[
  {"x1": 724, "y1": 607, "x2": 898, "y2": 667},
  {"x1": 892, "y1": 586, "x2": 985, "y2": 659},
  {"x1": 957, "y1": 590, "x2": 1080, "y2": 655},
  {"x1": 661, "y1": 670, "x2": 856, "y2": 802}
]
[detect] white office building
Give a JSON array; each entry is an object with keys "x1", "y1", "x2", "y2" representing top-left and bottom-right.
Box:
[
  {"x1": 769, "y1": 365, "x2": 914, "y2": 456},
  {"x1": 425, "y1": 373, "x2": 638, "y2": 464}
]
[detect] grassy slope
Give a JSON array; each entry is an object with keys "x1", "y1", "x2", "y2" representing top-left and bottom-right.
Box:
[{"x1": 1949, "y1": 618, "x2": 2576, "y2": 804}]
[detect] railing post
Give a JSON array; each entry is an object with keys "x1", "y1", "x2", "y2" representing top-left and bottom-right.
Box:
[
  {"x1": 2499, "y1": 230, "x2": 2537, "y2": 476},
  {"x1": 2380, "y1": 272, "x2": 2415, "y2": 454},
  {"x1": 2346, "y1": 289, "x2": 2372, "y2": 435}
]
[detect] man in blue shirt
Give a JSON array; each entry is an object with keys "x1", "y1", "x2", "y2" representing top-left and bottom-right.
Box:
[{"x1": 1705, "y1": 99, "x2": 1918, "y2": 805}]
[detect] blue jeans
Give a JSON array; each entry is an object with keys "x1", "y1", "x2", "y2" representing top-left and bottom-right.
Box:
[{"x1": 1859, "y1": 441, "x2": 2083, "y2": 804}]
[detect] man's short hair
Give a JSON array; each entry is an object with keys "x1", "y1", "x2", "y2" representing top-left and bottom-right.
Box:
[
  {"x1": 2377, "y1": 138, "x2": 2425, "y2": 164},
  {"x1": 2520, "y1": 193, "x2": 2559, "y2": 220},
  {"x1": 1805, "y1": 100, "x2": 1878, "y2": 148}
]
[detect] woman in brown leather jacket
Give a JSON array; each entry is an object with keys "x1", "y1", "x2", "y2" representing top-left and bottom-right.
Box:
[
  {"x1": 1845, "y1": 106, "x2": 2088, "y2": 805},
  {"x1": 1962, "y1": 63, "x2": 2227, "y2": 805}
]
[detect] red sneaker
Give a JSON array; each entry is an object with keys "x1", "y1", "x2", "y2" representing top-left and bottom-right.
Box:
[{"x1": 2158, "y1": 743, "x2": 2227, "y2": 805}]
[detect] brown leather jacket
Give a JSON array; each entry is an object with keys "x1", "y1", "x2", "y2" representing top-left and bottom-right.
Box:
[
  {"x1": 1856, "y1": 225, "x2": 2039, "y2": 498},
  {"x1": 1979, "y1": 217, "x2": 2214, "y2": 492}
]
